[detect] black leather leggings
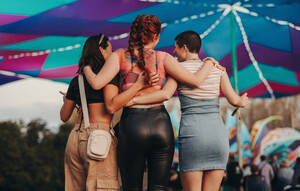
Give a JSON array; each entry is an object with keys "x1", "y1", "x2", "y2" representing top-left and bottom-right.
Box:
[{"x1": 118, "y1": 105, "x2": 174, "y2": 191}]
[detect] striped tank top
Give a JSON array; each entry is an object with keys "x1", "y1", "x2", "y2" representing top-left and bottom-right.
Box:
[{"x1": 178, "y1": 61, "x2": 225, "y2": 99}]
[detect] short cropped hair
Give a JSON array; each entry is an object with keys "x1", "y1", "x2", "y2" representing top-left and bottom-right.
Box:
[{"x1": 175, "y1": 31, "x2": 201, "y2": 53}]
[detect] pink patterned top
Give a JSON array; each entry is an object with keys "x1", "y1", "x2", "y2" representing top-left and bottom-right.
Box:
[{"x1": 115, "y1": 48, "x2": 167, "y2": 93}]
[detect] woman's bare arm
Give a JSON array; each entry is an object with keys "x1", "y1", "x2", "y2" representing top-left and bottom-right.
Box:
[
  {"x1": 83, "y1": 52, "x2": 120, "y2": 90},
  {"x1": 103, "y1": 73, "x2": 146, "y2": 114},
  {"x1": 164, "y1": 53, "x2": 214, "y2": 88},
  {"x1": 126, "y1": 77, "x2": 178, "y2": 106},
  {"x1": 60, "y1": 92, "x2": 76, "y2": 122},
  {"x1": 220, "y1": 71, "x2": 249, "y2": 107}
]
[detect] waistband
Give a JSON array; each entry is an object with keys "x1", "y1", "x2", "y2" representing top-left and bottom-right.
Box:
[
  {"x1": 123, "y1": 105, "x2": 166, "y2": 114},
  {"x1": 179, "y1": 94, "x2": 220, "y2": 114},
  {"x1": 74, "y1": 122, "x2": 110, "y2": 131}
]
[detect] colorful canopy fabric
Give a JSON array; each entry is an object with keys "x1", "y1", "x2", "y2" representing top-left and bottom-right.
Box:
[{"x1": 0, "y1": 0, "x2": 299, "y2": 98}]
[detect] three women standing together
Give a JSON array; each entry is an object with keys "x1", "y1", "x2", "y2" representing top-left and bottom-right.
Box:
[{"x1": 60, "y1": 14, "x2": 249, "y2": 191}]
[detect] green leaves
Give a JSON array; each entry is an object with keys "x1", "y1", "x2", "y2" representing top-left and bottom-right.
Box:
[{"x1": 0, "y1": 120, "x2": 72, "y2": 191}]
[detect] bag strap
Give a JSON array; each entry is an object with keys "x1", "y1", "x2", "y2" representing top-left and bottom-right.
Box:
[
  {"x1": 110, "y1": 120, "x2": 115, "y2": 136},
  {"x1": 78, "y1": 74, "x2": 90, "y2": 129}
]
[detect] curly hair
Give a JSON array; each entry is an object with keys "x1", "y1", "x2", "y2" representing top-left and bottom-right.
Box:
[
  {"x1": 77, "y1": 34, "x2": 109, "y2": 74},
  {"x1": 127, "y1": 15, "x2": 161, "y2": 73}
]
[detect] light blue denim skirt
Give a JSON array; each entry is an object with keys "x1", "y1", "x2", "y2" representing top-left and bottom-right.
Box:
[{"x1": 178, "y1": 94, "x2": 229, "y2": 172}]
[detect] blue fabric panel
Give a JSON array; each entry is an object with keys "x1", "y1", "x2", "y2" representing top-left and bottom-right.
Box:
[
  {"x1": 157, "y1": 12, "x2": 224, "y2": 49},
  {"x1": 245, "y1": 3, "x2": 300, "y2": 25},
  {"x1": 14, "y1": 70, "x2": 40, "y2": 77},
  {"x1": 42, "y1": 48, "x2": 82, "y2": 70},
  {"x1": 108, "y1": 2, "x2": 223, "y2": 24},
  {"x1": 0, "y1": 0, "x2": 77, "y2": 16},
  {"x1": 202, "y1": 13, "x2": 243, "y2": 60},
  {"x1": 240, "y1": 13, "x2": 292, "y2": 52}
]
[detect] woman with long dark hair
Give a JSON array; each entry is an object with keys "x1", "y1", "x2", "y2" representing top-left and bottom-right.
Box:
[
  {"x1": 60, "y1": 34, "x2": 146, "y2": 191},
  {"x1": 83, "y1": 15, "x2": 218, "y2": 191}
]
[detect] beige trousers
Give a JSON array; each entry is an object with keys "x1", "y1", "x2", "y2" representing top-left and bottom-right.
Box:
[{"x1": 64, "y1": 123, "x2": 119, "y2": 191}]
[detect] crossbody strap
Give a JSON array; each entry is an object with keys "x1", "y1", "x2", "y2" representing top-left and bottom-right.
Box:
[
  {"x1": 79, "y1": 74, "x2": 116, "y2": 136},
  {"x1": 78, "y1": 74, "x2": 90, "y2": 129}
]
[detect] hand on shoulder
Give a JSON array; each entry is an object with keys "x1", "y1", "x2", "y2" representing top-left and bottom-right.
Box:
[{"x1": 203, "y1": 57, "x2": 226, "y2": 71}]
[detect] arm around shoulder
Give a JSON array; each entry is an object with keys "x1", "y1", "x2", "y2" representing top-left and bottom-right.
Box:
[
  {"x1": 129, "y1": 76, "x2": 178, "y2": 106},
  {"x1": 104, "y1": 72, "x2": 146, "y2": 114},
  {"x1": 164, "y1": 53, "x2": 214, "y2": 88},
  {"x1": 83, "y1": 52, "x2": 120, "y2": 90}
]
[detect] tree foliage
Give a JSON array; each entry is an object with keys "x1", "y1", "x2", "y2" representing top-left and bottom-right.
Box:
[{"x1": 0, "y1": 119, "x2": 72, "y2": 191}]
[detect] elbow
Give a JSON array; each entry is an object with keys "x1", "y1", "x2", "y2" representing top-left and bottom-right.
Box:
[
  {"x1": 106, "y1": 105, "x2": 116, "y2": 115},
  {"x1": 60, "y1": 115, "x2": 69, "y2": 122},
  {"x1": 91, "y1": 83, "x2": 101, "y2": 90},
  {"x1": 192, "y1": 79, "x2": 202, "y2": 88},
  {"x1": 60, "y1": 109, "x2": 70, "y2": 122},
  {"x1": 88, "y1": 80, "x2": 101, "y2": 90},
  {"x1": 165, "y1": 92, "x2": 173, "y2": 100},
  {"x1": 107, "y1": 108, "x2": 115, "y2": 115},
  {"x1": 162, "y1": 91, "x2": 173, "y2": 101},
  {"x1": 193, "y1": 81, "x2": 201, "y2": 89}
]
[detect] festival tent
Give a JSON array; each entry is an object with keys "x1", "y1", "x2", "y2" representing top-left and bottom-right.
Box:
[{"x1": 0, "y1": 0, "x2": 300, "y2": 98}]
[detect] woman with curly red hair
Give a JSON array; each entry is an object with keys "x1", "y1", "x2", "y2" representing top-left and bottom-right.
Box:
[{"x1": 83, "y1": 15, "x2": 217, "y2": 191}]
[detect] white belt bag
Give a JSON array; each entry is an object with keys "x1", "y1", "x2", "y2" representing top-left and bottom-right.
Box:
[{"x1": 78, "y1": 74, "x2": 113, "y2": 160}]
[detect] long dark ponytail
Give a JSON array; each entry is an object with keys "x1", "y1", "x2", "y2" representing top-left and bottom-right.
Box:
[{"x1": 77, "y1": 34, "x2": 109, "y2": 74}]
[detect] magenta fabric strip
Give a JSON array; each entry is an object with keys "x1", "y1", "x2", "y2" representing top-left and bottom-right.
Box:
[
  {"x1": 39, "y1": 64, "x2": 78, "y2": 79},
  {"x1": 0, "y1": 50, "x2": 48, "y2": 71},
  {"x1": 0, "y1": 33, "x2": 42, "y2": 46},
  {"x1": 0, "y1": 13, "x2": 28, "y2": 26},
  {"x1": 241, "y1": 81, "x2": 300, "y2": 97}
]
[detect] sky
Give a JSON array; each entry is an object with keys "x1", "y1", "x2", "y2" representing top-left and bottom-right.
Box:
[{"x1": 0, "y1": 78, "x2": 68, "y2": 131}]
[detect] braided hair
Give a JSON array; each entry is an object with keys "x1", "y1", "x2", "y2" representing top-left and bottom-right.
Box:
[{"x1": 127, "y1": 15, "x2": 161, "y2": 74}]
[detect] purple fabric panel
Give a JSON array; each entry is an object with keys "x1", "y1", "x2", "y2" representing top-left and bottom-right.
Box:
[
  {"x1": 0, "y1": 33, "x2": 42, "y2": 46},
  {"x1": 219, "y1": 42, "x2": 251, "y2": 77},
  {"x1": 0, "y1": 13, "x2": 28, "y2": 26},
  {"x1": 0, "y1": 50, "x2": 48, "y2": 71},
  {"x1": 159, "y1": 46, "x2": 173, "y2": 55},
  {"x1": 157, "y1": 46, "x2": 207, "y2": 58},
  {"x1": 219, "y1": 42, "x2": 300, "y2": 76},
  {"x1": 0, "y1": 73, "x2": 22, "y2": 85},
  {"x1": 39, "y1": 64, "x2": 78, "y2": 78},
  {"x1": 199, "y1": 48, "x2": 208, "y2": 59},
  {"x1": 110, "y1": 37, "x2": 129, "y2": 50},
  {"x1": 0, "y1": 15, "x2": 131, "y2": 36},
  {"x1": 44, "y1": 0, "x2": 154, "y2": 21},
  {"x1": 291, "y1": 27, "x2": 300, "y2": 58}
]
